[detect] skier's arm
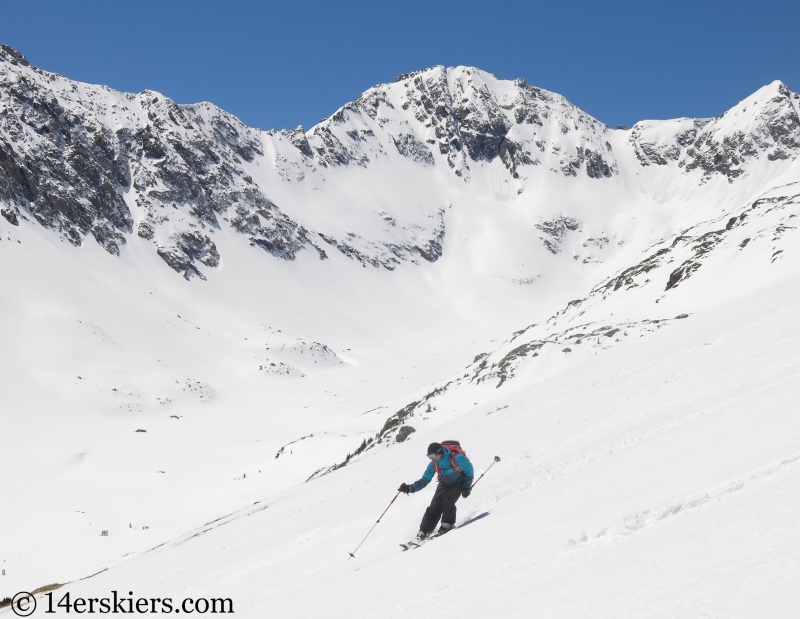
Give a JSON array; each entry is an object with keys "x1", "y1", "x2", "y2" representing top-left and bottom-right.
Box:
[
  {"x1": 409, "y1": 462, "x2": 435, "y2": 493},
  {"x1": 456, "y1": 454, "x2": 474, "y2": 489}
]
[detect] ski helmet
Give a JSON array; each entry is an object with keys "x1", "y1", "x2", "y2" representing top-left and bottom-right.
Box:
[{"x1": 427, "y1": 442, "x2": 443, "y2": 456}]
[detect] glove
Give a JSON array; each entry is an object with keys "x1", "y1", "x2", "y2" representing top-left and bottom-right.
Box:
[
  {"x1": 399, "y1": 483, "x2": 410, "y2": 494},
  {"x1": 461, "y1": 488, "x2": 471, "y2": 498}
]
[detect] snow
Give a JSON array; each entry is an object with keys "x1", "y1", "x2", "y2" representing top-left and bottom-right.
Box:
[
  {"x1": 29, "y1": 269, "x2": 800, "y2": 617},
  {"x1": 2, "y1": 51, "x2": 800, "y2": 616}
]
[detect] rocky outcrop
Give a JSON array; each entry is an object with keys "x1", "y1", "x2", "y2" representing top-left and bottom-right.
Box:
[
  {"x1": 536, "y1": 215, "x2": 581, "y2": 254},
  {"x1": 392, "y1": 133, "x2": 435, "y2": 166},
  {"x1": 156, "y1": 231, "x2": 220, "y2": 280},
  {"x1": 629, "y1": 82, "x2": 800, "y2": 182},
  {"x1": 316, "y1": 208, "x2": 445, "y2": 270}
]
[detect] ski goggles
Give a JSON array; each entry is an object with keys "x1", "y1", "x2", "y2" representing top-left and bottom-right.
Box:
[{"x1": 427, "y1": 453, "x2": 441, "y2": 460}]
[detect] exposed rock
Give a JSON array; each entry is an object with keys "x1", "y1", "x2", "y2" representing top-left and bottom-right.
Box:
[
  {"x1": 584, "y1": 148, "x2": 613, "y2": 178},
  {"x1": 396, "y1": 426, "x2": 416, "y2": 442},
  {"x1": 1, "y1": 206, "x2": 19, "y2": 225},
  {"x1": 0, "y1": 45, "x2": 29, "y2": 67},
  {"x1": 629, "y1": 82, "x2": 800, "y2": 182},
  {"x1": 157, "y1": 231, "x2": 220, "y2": 280},
  {"x1": 536, "y1": 216, "x2": 581, "y2": 254},
  {"x1": 392, "y1": 133, "x2": 435, "y2": 166}
]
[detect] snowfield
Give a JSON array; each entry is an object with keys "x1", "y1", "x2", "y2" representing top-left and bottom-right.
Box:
[
  {"x1": 1, "y1": 44, "x2": 799, "y2": 616},
  {"x1": 30, "y1": 269, "x2": 800, "y2": 618}
]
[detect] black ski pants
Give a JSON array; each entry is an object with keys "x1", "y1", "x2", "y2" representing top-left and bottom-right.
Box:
[{"x1": 420, "y1": 482, "x2": 462, "y2": 533}]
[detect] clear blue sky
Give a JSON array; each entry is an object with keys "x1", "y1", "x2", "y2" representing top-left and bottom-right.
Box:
[{"x1": 2, "y1": 0, "x2": 798, "y2": 131}]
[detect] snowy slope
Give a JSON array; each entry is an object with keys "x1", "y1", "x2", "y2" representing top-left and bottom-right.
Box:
[
  {"x1": 310, "y1": 180, "x2": 800, "y2": 464},
  {"x1": 32, "y1": 268, "x2": 800, "y2": 618},
  {"x1": 2, "y1": 43, "x2": 800, "y2": 613}
]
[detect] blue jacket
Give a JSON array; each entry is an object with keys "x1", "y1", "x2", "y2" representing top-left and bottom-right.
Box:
[{"x1": 409, "y1": 448, "x2": 474, "y2": 492}]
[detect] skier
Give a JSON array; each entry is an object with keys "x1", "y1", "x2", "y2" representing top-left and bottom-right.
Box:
[{"x1": 399, "y1": 441, "x2": 474, "y2": 542}]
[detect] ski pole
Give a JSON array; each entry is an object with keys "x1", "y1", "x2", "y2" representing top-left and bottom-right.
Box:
[
  {"x1": 470, "y1": 455, "x2": 501, "y2": 492},
  {"x1": 348, "y1": 490, "x2": 402, "y2": 558}
]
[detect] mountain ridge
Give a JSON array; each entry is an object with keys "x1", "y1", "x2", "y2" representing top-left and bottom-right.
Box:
[{"x1": 2, "y1": 45, "x2": 798, "y2": 280}]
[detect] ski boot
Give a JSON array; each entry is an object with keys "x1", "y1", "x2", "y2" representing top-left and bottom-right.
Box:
[{"x1": 435, "y1": 522, "x2": 455, "y2": 537}]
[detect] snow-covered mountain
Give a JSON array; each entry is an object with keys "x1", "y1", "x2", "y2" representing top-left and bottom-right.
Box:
[
  {"x1": 2, "y1": 44, "x2": 799, "y2": 616},
  {"x1": 349, "y1": 180, "x2": 800, "y2": 455},
  {"x1": 3, "y1": 44, "x2": 798, "y2": 277}
]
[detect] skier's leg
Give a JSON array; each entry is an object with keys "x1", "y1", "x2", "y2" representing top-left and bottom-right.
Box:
[
  {"x1": 419, "y1": 483, "x2": 446, "y2": 533},
  {"x1": 441, "y1": 483, "x2": 462, "y2": 526}
]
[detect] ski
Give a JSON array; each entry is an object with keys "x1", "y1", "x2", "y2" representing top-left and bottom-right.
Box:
[
  {"x1": 400, "y1": 512, "x2": 490, "y2": 550},
  {"x1": 399, "y1": 538, "x2": 427, "y2": 551},
  {"x1": 429, "y1": 511, "x2": 491, "y2": 538},
  {"x1": 455, "y1": 511, "x2": 490, "y2": 529}
]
